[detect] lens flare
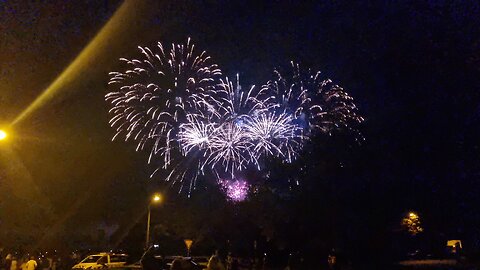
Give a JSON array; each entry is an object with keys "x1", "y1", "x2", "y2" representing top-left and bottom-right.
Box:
[
  {"x1": 0, "y1": 130, "x2": 7, "y2": 141},
  {"x1": 13, "y1": 0, "x2": 144, "y2": 125}
]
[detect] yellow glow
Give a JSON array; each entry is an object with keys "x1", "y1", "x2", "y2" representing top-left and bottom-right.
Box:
[
  {"x1": 152, "y1": 193, "x2": 162, "y2": 203},
  {"x1": 0, "y1": 143, "x2": 54, "y2": 209},
  {"x1": 12, "y1": 0, "x2": 143, "y2": 126},
  {"x1": 0, "y1": 130, "x2": 7, "y2": 140},
  {"x1": 447, "y1": 240, "x2": 462, "y2": 248},
  {"x1": 402, "y1": 211, "x2": 423, "y2": 235}
]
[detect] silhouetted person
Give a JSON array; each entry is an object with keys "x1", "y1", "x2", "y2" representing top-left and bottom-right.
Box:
[
  {"x1": 25, "y1": 257, "x2": 37, "y2": 270},
  {"x1": 5, "y1": 254, "x2": 12, "y2": 270},
  {"x1": 141, "y1": 246, "x2": 162, "y2": 270},
  {"x1": 226, "y1": 253, "x2": 232, "y2": 270},
  {"x1": 207, "y1": 255, "x2": 225, "y2": 270},
  {"x1": 10, "y1": 256, "x2": 17, "y2": 270},
  {"x1": 230, "y1": 259, "x2": 238, "y2": 270},
  {"x1": 328, "y1": 249, "x2": 337, "y2": 270},
  {"x1": 454, "y1": 242, "x2": 463, "y2": 261}
]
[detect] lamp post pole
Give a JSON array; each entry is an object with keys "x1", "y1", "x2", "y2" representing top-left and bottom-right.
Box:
[
  {"x1": 145, "y1": 204, "x2": 152, "y2": 249},
  {"x1": 145, "y1": 193, "x2": 162, "y2": 249}
]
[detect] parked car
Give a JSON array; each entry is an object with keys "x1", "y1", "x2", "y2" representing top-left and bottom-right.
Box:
[
  {"x1": 191, "y1": 256, "x2": 209, "y2": 269},
  {"x1": 72, "y1": 253, "x2": 128, "y2": 270},
  {"x1": 107, "y1": 262, "x2": 142, "y2": 270},
  {"x1": 165, "y1": 256, "x2": 203, "y2": 270}
]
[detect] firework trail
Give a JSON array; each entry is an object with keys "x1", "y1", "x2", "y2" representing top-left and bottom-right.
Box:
[
  {"x1": 263, "y1": 61, "x2": 364, "y2": 139},
  {"x1": 244, "y1": 112, "x2": 303, "y2": 165},
  {"x1": 106, "y1": 39, "x2": 222, "y2": 193},
  {"x1": 217, "y1": 74, "x2": 273, "y2": 121}
]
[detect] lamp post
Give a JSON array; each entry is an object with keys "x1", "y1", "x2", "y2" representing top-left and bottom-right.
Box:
[
  {"x1": 145, "y1": 193, "x2": 162, "y2": 249},
  {"x1": 0, "y1": 130, "x2": 7, "y2": 141}
]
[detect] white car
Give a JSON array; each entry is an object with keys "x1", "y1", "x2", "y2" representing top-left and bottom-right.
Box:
[{"x1": 72, "y1": 253, "x2": 128, "y2": 270}]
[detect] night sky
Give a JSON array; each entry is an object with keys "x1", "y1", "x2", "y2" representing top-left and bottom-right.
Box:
[{"x1": 2, "y1": 0, "x2": 480, "y2": 257}]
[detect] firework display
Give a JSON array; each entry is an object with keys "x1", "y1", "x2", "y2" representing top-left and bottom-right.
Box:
[
  {"x1": 106, "y1": 39, "x2": 363, "y2": 198},
  {"x1": 219, "y1": 179, "x2": 250, "y2": 202},
  {"x1": 263, "y1": 62, "x2": 364, "y2": 138}
]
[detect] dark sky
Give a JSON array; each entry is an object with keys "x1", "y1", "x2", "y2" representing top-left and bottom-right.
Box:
[{"x1": 2, "y1": 0, "x2": 480, "y2": 248}]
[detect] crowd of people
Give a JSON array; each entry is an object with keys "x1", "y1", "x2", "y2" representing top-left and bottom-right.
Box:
[
  {"x1": 141, "y1": 246, "x2": 267, "y2": 270},
  {"x1": 0, "y1": 250, "x2": 78, "y2": 270},
  {"x1": 1, "y1": 247, "x2": 303, "y2": 270},
  {"x1": 1, "y1": 254, "x2": 45, "y2": 270}
]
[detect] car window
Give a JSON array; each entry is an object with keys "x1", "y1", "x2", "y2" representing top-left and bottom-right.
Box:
[
  {"x1": 97, "y1": 256, "x2": 107, "y2": 264},
  {"x1": 110, "y1": 256, "x2": 127, "y2": 263},
  {"x1": 81, "y1": 256, "x2": 103, "y2": 263}
]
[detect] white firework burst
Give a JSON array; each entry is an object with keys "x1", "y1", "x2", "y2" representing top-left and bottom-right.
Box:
[
  {"x1": 206, "y1": 122, "x2": 254, "y2": 176},
  {"x1": 244, "y1": 112, "x2": 303, "y2": 165},
  {"x1": 106, "y1": 40, "x2": 363, "y2": 196},
  {"x1": 178, "y1": 115, "x2": 214, "y2": 154}
]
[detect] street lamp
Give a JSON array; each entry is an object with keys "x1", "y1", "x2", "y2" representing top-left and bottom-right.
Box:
[
  {"x1": 146, "y1": 193, "x2": 162, "y2": 249},
  {"x1": 0, "y1": 130, "x2": 7, "y2": 141}
]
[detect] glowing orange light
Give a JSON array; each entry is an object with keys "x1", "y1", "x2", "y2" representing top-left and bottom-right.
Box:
[
  {"x1": 402, "y1": 211, "x2": 423, "y2": 235},
  {"x1": 0, "y1": 130, "x2": 7, "y2": 140},
  {"x1": 152, "y1": 193, "x2": 162, "y2": 203}
]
